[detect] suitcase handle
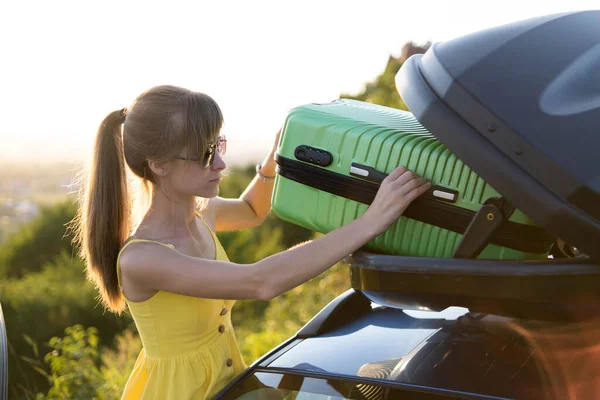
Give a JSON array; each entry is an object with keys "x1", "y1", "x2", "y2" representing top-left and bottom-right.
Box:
[
  {"x1": 349, "y1": 163, "x2": 458, "y2": 204},
  {"x1": 349, "y1": 163, "x2": 388, "y2": 183}
]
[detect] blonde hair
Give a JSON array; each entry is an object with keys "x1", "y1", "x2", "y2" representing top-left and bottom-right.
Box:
[{"x1": 71, "y1": 85, "x2": 223, "y2": 313}]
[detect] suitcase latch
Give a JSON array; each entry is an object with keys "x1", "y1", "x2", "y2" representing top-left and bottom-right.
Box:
[{"x1": 453, "y1": 197, "x2": 516, "y2": 259}]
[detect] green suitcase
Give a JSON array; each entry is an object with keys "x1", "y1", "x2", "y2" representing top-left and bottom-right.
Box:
[{"x1": 272, "y1": 99, "x2": 554, "y2": 260}]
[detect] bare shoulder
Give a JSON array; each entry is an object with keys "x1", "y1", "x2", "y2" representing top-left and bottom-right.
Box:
[{"x1": 119, "y1": 241, "x2": 174, "y2": 280}]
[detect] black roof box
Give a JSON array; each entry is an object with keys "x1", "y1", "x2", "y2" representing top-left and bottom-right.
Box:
[
  {"x1": 396, "y1": 11, "x2": 600, "y2": 259},
  {"x1": 348, "y1": 250, "x2": 600, "y2": 321}
]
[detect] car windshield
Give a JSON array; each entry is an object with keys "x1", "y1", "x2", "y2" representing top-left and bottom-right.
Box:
[
  {"x1": 268, "y1": 306, "x2": 461, "y2": 377},
  {"x1": 252, "y1": 306, "x2": 600, "y2": 399}
]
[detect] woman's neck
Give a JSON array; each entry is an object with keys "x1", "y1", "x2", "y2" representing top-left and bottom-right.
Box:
[{"x1": 137, "y1": 188, "x2": 198, "y2": 240}]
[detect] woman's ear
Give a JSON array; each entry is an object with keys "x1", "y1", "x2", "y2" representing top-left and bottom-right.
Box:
[{"x1": 147, "y1": 159, "x2": 170, "y2": 177}]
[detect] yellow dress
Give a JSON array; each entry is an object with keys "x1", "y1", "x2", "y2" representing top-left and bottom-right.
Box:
[{"x1": 116, "y1": 218, "x2": 246, "y2": 400}]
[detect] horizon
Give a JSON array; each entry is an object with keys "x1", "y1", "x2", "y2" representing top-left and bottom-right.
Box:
[{"x1": 1, "y1": 1, "x2": 597, "y2": 167}]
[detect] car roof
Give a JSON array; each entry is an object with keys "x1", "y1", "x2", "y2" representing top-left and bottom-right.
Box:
[{"x1": 252, "y1": 290, "x2": 600, "y2": 399}]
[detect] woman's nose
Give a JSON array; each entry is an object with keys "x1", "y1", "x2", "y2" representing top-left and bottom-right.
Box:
[{"x1": 211, "y1": 151, "x2": 226, "y2": 171}]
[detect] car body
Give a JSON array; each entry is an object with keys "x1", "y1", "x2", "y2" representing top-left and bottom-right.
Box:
[
  {"x1": 0, "y1": 303, "x2": 7, "y2": 400},
  {"x1": 216, "y1": 250, "x2": 600, "y2": 400}
]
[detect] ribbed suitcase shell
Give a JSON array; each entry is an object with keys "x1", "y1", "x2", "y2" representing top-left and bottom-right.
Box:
[{"x1": 272, "y1": 99, "x2": 551, "y2": 260}]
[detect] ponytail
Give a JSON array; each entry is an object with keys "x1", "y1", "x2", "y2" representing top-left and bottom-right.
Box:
[{"x1": 73, "y1": 108, "x2": 129, "y2": 314}]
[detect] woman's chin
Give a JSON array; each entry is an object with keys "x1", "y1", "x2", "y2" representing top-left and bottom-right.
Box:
[{"x1": 196, "y1": 187, "x2": 219, "y2": 199}]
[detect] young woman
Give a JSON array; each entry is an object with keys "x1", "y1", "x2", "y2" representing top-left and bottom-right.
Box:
[{"x1": 74, "y1": 85, "x2": 430, "y2": 399}]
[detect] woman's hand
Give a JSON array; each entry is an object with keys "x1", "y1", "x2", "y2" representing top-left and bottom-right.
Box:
[
  {"x1": 259, "y1": 128, "x2": 282, "y2": 177},
  {"x1": 270, "y1": 127, "x2": 282, "y2": 157},
  {"x1": 362, "y1": 166, "x2": 431, "y2": 236}
]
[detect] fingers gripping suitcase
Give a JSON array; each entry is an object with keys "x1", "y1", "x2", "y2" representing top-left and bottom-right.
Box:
[{"x1": 272, "y1": 99, "x2": 554, "y2": 260}]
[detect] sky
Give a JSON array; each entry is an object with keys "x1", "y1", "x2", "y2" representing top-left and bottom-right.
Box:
[{"x1": 0, "y1": 0, "x2": 598, "y2": 167}]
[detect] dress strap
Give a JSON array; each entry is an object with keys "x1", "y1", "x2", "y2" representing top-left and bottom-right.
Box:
[
  {"x1": 116, "y1": 239, "x2": 175, "y2": 291},
  {"x1": 195, "y1": 210, "x2": 229, "y2": 262},
  {"x1": 195, "y1": 211, "x2": 215, "y2": 233}
]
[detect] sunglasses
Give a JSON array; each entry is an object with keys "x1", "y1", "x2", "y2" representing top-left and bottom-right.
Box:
[{"x1": 174, "y1": 136, "x2": 227, "y2": 169}]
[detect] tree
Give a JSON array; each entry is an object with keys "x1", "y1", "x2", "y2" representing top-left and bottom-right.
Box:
[
  {"x1": 341, "y1": 41, "x2": 430, "y2": 109},
  {"x1": 0, "y1": 201, "x2": 78, "y2": 278}
]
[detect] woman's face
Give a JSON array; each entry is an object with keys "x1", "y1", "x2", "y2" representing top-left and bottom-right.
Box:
[{"x1": 156, "y1": 140, "x2": 227, "y2": 200}]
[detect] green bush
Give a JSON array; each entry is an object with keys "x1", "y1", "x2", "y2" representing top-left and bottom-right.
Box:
[
  {"x1": 31, "y1": 324, "x2": 141, "y2": 400},
  {"x1": 0, "y1": 252, "x2": 131, "y2": 398}
]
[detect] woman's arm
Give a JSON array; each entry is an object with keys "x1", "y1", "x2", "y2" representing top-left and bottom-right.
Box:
[
  {"x1": 120, "y1": 214, "x2": 372, "y2": 301},
  {"x1": 120, "y1": 166, "x2": 430, "y2": 301},
  {"x1": 207, "y1": 129, "x2": 281, "y2": 232}
]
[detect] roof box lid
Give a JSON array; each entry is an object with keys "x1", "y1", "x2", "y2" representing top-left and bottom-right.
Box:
[{"x1": 396, "y1": 11, "x2": 600, "y2": 259}]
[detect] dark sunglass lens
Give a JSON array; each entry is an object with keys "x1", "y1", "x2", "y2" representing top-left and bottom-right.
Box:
[{"x1": 218, "y1": 139, "x2": 227, "y2": 156}]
